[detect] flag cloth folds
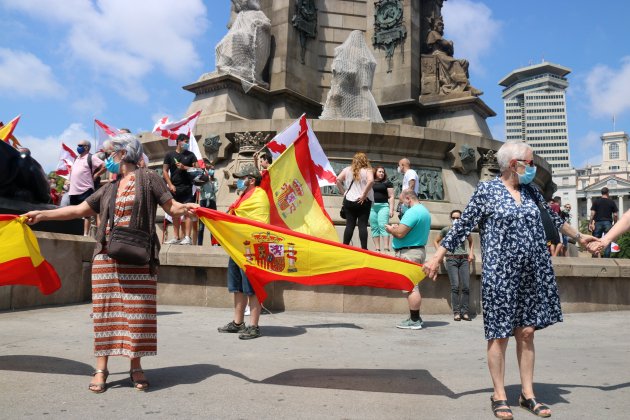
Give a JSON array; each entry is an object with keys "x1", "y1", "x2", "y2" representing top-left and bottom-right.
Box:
[
  {"x1": 55, "y1": 142, "x2": 77, "y2": 178},
  {"x1": 260, "y1": 131, "x2": 338, "y2": 242},
  {"x1": 0, "y1": 115, "x2": 21, "y2": 144},
  {"x1": 0, "y1": 215, "x2": 61, "y2": 295},
  {"x1": 196, "y1": 208, "x2": 425, "y2": 302},
  {"x1": 94, "y1": 119, "x2": 119, "y2": 152},
  {"x1": 265, "y1": 114, "x2": 337, "y2": 187},
  {"x1": 152, "y1": 111, "x2": 204, "y2": 167}
]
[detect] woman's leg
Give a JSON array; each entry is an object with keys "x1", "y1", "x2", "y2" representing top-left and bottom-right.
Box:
[
  {"x1": 369, "y1": 205, "x2": 381, "y2": 249},
  {"x1": 343, "y1": 205, "x2": 358, "y2": 245},
  {"x1": 487, "y1": 337, "x2": 510, "y2": 402},
  {"x1": 130, "y1": 356, "x2": 149, "y2": 390},
  {"x1": 377, "y1": 203, "x2": 391, "y2": 250},
  {"x1": 89, "y1": 355, "x2": 109, "y2": 392},
  {"x1": 514, "y1": 326, "x2": 549, "y2": 415},
  {"x1": 357, "y1": 202, "x2": 371, "y2": 249}
]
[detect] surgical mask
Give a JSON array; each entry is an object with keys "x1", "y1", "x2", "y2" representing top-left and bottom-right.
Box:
[
  {"x1": 236, "y1": 178, "x2": 246, "y2": 191},
  {"x1": 397, "y1": 166, "x2": 402, "y2": 174},
  {"x1": 517, "y1": 165, "x2": 537, "y2": 185},
  {"x1": 105, "y1": 156, "x2": 120, "y2": 174},
  {"x1": 180, "y1": 142, "x2": 189, "y2": 151},
  {"x1": 77, "y1": 145, "x2": 86, "y2": 154},
  {"x1": 208, "y1": 169, "x2": 215, "y2": 177}
]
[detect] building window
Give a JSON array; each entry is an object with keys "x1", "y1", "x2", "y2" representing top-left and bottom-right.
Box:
[{"x1": 610, "y1": 143, "x2": 619, "y2": 159}]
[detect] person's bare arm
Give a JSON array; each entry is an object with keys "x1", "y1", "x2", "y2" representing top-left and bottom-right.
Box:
[
  {"x1": 23, "y1": 201, "x2": 96, "y2": 224},
  {"x1": 358, "y1": 170, "x2": 374, "y2": 204},
  {"x1": 163, "y1": 163, "x2": 176, "y2": 193},
  {"x1": 387, "y1": 187, "x2": 395, "y2": 218},
  {"x1": 467, "y1": 236, "x2": 474, "y2": 261},
  {"x1": 385, "y1": 223, "x2": 411, "y2": 239},
  {"x1": 433, "y1": 233, "x2": 443, "y2": 250}
]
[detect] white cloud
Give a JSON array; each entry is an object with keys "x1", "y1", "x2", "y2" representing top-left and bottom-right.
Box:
[
  {"x1": 3, "y1": 0, "x2": 208, "y2": 101},
  {"x1": 71, "y1": 93, "x2": 107, "y2": 116},
  {"x1": 584, "y1": 57, "x2": 630, "y2": 118},
  {"x1": 442, "y1": 0, "x2": 502, "y2": 75},
  {"x1": 573, "y1": 130, "x2": 602, "y2": 168},
  {"x1": 0, "y1": 48, "x2": 64, "y2": 97},
  {"x1": 20, "y1": 123, "x2": 91, "y2": 173}
]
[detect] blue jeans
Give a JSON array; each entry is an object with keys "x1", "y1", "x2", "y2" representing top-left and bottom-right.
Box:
[
  {"x1": 227, "y1": 258, "x2": 255, "y2": 296},
  {"x1": 445, "y1": 257, "x2": 470, "y2": 314},
  {"x1": 593, "y1": 221, "x2": 613, "y2": 257}
]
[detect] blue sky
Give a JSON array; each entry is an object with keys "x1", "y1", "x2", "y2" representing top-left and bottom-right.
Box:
[{"x1": 2, "y1": 0, "x2": 630, "y2": 173}]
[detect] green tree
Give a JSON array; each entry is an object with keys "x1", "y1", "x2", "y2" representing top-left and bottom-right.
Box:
[{"x1": 612, "y1": 232, "x2": 630, "y2": 259}]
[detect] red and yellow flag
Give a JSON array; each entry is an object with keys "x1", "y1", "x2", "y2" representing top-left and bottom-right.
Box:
[
  {"x1": 0, "y1": 215, "x2": 61, "y2": 295},
  {"x1": 197, "y1": 208, "x2": 425, "y2": 302},
  {"x1": 0, "y1": 115, "x2": 20, "y2": 144},
  {"x1": 260, "y1": 131, "x2": 338, "y2": 242}
]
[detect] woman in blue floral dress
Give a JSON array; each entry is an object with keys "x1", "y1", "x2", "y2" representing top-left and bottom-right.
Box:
[{"x1": 424, "y1": 141, "x2": 594, "y2": 419}]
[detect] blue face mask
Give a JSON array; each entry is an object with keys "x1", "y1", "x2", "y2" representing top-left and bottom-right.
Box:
[
  {"x1": 77, "y1": 145, "x2": 86, "y2": 155},
  {"x1": 180, "y1": 142, "x2": 189, "y2": 151},
  {"x1": 517, "y1": 165, "x2": 537, "y2": 185},
  {"x1": 208, "y1": 169, "x2": 215, "y2": 177},
  {"x1": 236, "y1": 178, "x2": 246, "y2": 191},
  {"x1": 105, "y1": 156, "x2": 120, "y2": 174}
]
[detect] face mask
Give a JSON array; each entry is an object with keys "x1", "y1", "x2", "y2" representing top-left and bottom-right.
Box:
[
  {"x1": 208, "y1": 169, "x2": 215, "y2": 177},
  {"x1": 397, "y1": 166, "x2": 402, "y2": 174},
  {"x1": 105, "y1": 156, "x2": 120, "y2": 174},
  {"x1": 236, "y1": 178, "x2": 246, "y2": 191},
  {"x1": 180, "y1": 142, "x2": 189, "y2": 151},
  {"x1": 77, "y1": 145, "x2": 86, "y2": 154},
  {"x1": 517, "y1": 165, "x2": 537, "y2": 185}
]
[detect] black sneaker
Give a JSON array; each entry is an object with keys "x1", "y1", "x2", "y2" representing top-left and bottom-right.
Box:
[
  {"x1": 218, "y1": 321, "x2": 246, "y2": 333},
  {"x1": 238, "y1": 325, "x2": 261, "y2": 340}
]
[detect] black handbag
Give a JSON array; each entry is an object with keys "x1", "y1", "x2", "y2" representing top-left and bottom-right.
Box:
[
  {"x1": 339, "y1": 180, "x2": 354, "y2": 219},
  {"x1": 106, "y1": 182, "x2": 152, "y2": 265}
]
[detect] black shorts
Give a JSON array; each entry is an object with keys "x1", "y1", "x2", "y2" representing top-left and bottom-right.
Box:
[
  {"x1": 69, "y1": 188, "x2": 94, "y2": 206},
  {"x1": 174, "y1": 188, "x2": 194, "y2": 204}
]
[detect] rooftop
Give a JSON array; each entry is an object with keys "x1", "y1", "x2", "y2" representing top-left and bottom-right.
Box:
[{"x1": 499, "y1": 62, "x2": 572, "y2": 87}]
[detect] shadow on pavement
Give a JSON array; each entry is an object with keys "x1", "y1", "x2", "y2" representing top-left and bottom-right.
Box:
[
  {"x1": 260, "y1": 368, "x2": 454, "y2": 396},
  {"x1": 420, "y1": 321, "x2": 450, "y2": 328},
  {"x1": 260, "y1": 325, "x2": 307, "y2": 337},
  {"x1": 294, "y1": 323, "x2": 363, "y2": 329},
  {"x1": 452, "y1": 381, "x2": 630, "y2": 404},
  {"x1": 0, "y1": 355, "x2": 93, "y2": 375},
  {"x1": 157, "y1": 311, "x2": 182, "y2": 316},
  {"x1": 144, "y1": 364, "x2": 253, "y2": 391}
]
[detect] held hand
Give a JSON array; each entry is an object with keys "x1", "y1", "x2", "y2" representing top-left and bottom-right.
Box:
[
  {"x1": 422, "y1": 256, "x2": 442, "y2": 281},
  {"x1": 175, "y1": 162, "x2": 185, "y2": 170},
  {"x1": 21, "y1": 210, "x2": 45, "y2": 225},
  {"x1": 468, "y1": 253, "x2": 475, "y2": 262},
  {"x1": 357, "y1": 196, "x2": 366, "y2": 205},
  {"x1": 578, "y1": 234, "x2": 597, "y2": 246},
  {"x1": 586, "y1": 240, "x2": 603, "y2": 254},
  {"x1": 389, "y1": 211, "x2": 394, "y2": 218},
  {"x1": 168, "y1": 184, "x2": 176, "y2": 193},
  {"x1": 184, "y1": 203, "x2": 200, "y2": 217}
]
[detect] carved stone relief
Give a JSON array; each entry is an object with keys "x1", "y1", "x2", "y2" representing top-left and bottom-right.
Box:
[
  {"x1": 227, "y1": 131, "x2": 273, "y2": 187},
  {"x1": 372, "y1": 0, "x2": 407, "y2": 72},
  {"x1": 292, "y1": 0, "x2": 317, "y2": 64},
  {"x1": 479, "y1": 149, "x2": 500, "y2": 182}
]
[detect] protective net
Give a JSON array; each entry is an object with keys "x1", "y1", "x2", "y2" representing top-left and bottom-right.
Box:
[
  {"x1": 215, "y1": 2, "x2": 271, "y2": 92},
  {"x1": 320, "y1": 30, "x2": 384, "y2": 122}
]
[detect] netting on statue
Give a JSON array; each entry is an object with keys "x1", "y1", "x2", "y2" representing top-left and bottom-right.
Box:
[
  {"x1": 320, "y1": 30, "x2": 384, "y2": 123},
  {"x1": 215, "y1": 6, "x2": 271, "y2": 92}
]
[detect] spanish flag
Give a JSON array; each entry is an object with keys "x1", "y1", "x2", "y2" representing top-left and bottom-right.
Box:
[
  {"x1": 0, "y1": 115, "x2": 20, "y2": 144},
  {"x1": 197, "y1": 208, "x2": 425, "y2": 302},
  {"x1": 260, "y1": 130, "x2": 339, "y2": 242},
  {"x1": 0, "y1": 215, "x2": 61, "y2": 295}
]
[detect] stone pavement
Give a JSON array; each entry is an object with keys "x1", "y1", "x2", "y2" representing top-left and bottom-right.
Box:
[{"x1": 1, "y1": 304, "x2": 628, "y2": 419}]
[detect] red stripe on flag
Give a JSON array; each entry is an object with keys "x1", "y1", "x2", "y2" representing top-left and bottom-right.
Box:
[
  {"x1": 293, "y1": 132, "x2": 333, "y2": 223},
  {"x1": 0, "y1": 257, "x2": 61, "y2": 295},
  {"x1": 0, "y1": 214, "x2": 18, "y2": 221}
]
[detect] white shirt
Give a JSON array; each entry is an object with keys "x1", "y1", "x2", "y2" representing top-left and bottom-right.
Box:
[
  {"x1": 341, "y1": 167, "x2": 374, "y2": 202},
  {"x1": 402, "y1": 169, "x2": 419, "y2": 195}
]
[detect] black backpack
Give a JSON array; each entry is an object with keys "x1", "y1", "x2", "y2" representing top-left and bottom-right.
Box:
[{"x1": 85, "y1": 153, "x2": 101, "y2": 190}]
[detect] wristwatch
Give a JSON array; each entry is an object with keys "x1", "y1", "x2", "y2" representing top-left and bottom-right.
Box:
[{"x1": 575, "y1": 232, "x2": 582, "y2": 241}]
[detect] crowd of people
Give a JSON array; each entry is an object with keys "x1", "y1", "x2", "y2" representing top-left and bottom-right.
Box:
[{"x1": 27, "y1": 136, "x2": 627, "y2": 419}]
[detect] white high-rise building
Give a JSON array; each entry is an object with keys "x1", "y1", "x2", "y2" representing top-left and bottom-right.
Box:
[{"x1": 499, "y1": 62, "x2": 572, "y2": 172}]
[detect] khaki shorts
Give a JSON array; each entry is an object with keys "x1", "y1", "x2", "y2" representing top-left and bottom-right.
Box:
[{"x1": 395, "y1": 247, "x2": 426, "y2": 292}]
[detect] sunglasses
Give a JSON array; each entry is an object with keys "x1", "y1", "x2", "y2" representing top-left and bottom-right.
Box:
[{"x1": 514, "y1": 159, "x2": 535, "y2": 167}]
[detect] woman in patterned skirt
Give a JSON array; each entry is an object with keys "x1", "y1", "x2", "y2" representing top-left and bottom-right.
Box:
[
  {"x1": 423, "y1": 141, "x2": 595, "y2": 419},
  {"x1": 24, "y1": 133, "x2": 197, "y2": 393}
]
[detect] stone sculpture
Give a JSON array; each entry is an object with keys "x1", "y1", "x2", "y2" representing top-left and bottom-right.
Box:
[
  {"x1": 292, "y1": 0, "x2": 317, "y2": 64},
  {"x1": 215, "y1": 0, "x2": 271, "y2": 89},
  {"x1": 320, "y1": 30, "x2": 384, "y2": 123},
  {"x1": 422, "y1": 16, "x2": 482, "y2": 96},
  {"x1": 372, "y1": 0, "x2": 407, "y2": 72},
  {"x1": 479, "y1": 149, "x2": 500, "y2": 181}
]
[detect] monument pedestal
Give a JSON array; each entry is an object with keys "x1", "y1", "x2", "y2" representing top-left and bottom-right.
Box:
[{"x1": 419, "y1": 94, "x2": 496, "y2": 138}]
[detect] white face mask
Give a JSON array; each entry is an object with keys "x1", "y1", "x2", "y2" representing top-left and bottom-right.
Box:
[{"x1": 397, "y1": 166, "x2": 402, "y2": 174}]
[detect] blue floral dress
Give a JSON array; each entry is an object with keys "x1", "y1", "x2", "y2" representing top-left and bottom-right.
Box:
[{"x1": 441, "y1": 177, "x2": 564, "y2": 340}]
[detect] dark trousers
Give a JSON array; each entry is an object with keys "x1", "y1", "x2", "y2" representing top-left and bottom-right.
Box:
[
  {"x1": 197, "y1": 199, "x2": 217, "y2": 245},
  {"x1": 445, "y1": 257, "x2": 470, "y2": 314},
  {"x1": 342, "y1": 199, "x2": 372, "y2": 249}
]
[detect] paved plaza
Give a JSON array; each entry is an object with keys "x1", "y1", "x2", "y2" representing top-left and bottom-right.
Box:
[{"x1": 1, "y1": 304, "x2": 629, "y2": 419}]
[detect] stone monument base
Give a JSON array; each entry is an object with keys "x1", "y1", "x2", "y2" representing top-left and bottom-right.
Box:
[{"x1": 419, "y1": 94, "x2": 495, "y2": 138}]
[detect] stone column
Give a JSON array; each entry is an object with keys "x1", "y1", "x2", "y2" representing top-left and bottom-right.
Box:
[
  {"x1": 587, "y1": 196, "x2": 592, "y2": 215},
  {"x1": 619, "y1": 195, "x2": 624, "y2": 215}
]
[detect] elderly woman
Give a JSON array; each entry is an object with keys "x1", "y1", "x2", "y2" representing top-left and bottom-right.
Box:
[
  {"x1": 423, "y1": 141, "x2": 594, "y2": 419},
  {"x1": 336, "y1": 152, "x2": 374, "y2": 249},
  {"x1": 23, "y1": 134, "x2": 197, "y2": 393}
]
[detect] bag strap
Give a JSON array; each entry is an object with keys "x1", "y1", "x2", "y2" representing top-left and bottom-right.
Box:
[
  {"x1": 343, "y1": 179, "x2": 354, "y2": 199},
  {"x1": 108, "y1": 180, "x2": 120, "y2": 233}
]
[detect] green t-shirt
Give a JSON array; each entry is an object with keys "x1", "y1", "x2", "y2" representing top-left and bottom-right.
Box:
[
  {"x1": 392, "y1": 203, "x2": 431, "y2": 249},
  {"x1": 440, "y1": 226, "x2": 468, "y2": 256}
]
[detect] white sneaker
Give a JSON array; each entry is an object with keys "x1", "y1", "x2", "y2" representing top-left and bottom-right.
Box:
[
  {"x1": 244, "y1": 305, "x2": 251, "y2": 316},
  {"x1": 179, "y1": 236, "x2": 192, "y2": 245},
  {"x1": 164, "y1": 238, "x2": 180, "y2": 245}
]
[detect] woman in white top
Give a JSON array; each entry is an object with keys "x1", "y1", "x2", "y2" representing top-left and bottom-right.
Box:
[{"x1": 336, "y1": 152, "x2": 374, "y2": 249}]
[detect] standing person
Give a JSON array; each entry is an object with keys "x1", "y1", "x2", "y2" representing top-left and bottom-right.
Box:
[
  {"x1": 218, "y1": 166, "x2": 269, "y2": 340},
  {"x1": 589, "y1": 187, "x2": 618, "y2": 257},
  {"x1": 68, "y1": 140, "x2": 105, "y2": 236},
  {"x1": 397, "y1": 158, "x2": 419, "y2": 216},
  {"x1": 423, "y1": 141, "x2": 595, "y2": 419},
  {"x1": 162, "y1": 133, "x2": 197, "y2": 245},
  {"x1": 385, "y1": 189, "x2": 431, "y2": 330},
  {"x1": 369, "y1": 166, "x2": 394, "y2": 252},
  {"x1": 560, "y1": 203, "x2": 572, "y2": 256},
  {"x1": 433, "y1": 210, "x2": 474, "y2": 321},
  {"x1": 198, "y1": 159, "x2": 219, "y2": 245},
  {"x1": 257, "y1": 148, "x2": 273, "y2": 171},
  {"x1": 23, "y1": 133, "x2": 198, "y2": 393},
  {"x1": 336, "y1": 152, "x2": 374, "y2": 249}
]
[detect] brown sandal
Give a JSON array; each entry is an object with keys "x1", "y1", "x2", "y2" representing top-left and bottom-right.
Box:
[
  {"x1": 88, "y1": 369, "x2": 109, "y2": 394},
  {"x1": 130, "y1": 368, "x2": 150, "y2": 391}
]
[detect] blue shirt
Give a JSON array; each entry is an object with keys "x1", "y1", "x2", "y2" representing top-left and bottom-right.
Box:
[{"x1": 393, "y1": 203, "x2": 431, "y2": 249}]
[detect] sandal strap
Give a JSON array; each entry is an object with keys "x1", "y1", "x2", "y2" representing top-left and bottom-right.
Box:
[
  {"x1": 130, "y1": 368, "x2": 144, "y2": 374},
  {"x1": 520, "y1": 394, "x2": 550, "y2": 414},
  {"x1": 93, "y1": 369, "x2": 108, "y2": 376}
]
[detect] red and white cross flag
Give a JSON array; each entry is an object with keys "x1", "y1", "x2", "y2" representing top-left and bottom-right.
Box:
[
  {"x1": 152, "y1": 111, "x2": 204, "y2": 168},
  {"x1": 55, "y1": 142, "x2": 77, "y2": 178},
  {"x1": 94, "y1": 119, "x2": 120, "y2": 152},
  {"x1": 265, "y1": 114, "x2": 337, "y2": 187}
]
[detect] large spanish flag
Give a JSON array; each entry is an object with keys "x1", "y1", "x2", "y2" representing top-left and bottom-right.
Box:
[
  {"x1": 197, "y1": 208, "x2": 425, "y2": 302},
  {"x1": 0, "y1": 215, "x2": 61, "y2": 295},
  {"x1": 0, "y1": 115, "x2": 20, "y2": 144},
  {"x1": 260, "y1": 131, "x2": 338, "y2": 242}
]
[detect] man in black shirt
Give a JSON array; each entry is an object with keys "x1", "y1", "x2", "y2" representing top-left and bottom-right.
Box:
[
  {"x1": 163, "y1": 134, "x2": 197, "y2": 245},
  {"x1": 589, "y1": 187, "x2": 618, "y2": 257}
]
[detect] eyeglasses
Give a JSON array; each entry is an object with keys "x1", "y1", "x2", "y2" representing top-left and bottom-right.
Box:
[{"x1": 515, "y1": 159, "x2": 535, "y2": 167}]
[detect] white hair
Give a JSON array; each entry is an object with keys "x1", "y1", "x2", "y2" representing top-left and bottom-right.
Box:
[
  {"x1": 103, "y1": 133, "x2": 144, "y2": 164},
  {"x1": 496, "y1": 141, "x2": 532, "y2": 171}
]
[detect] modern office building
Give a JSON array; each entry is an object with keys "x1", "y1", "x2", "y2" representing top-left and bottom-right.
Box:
[{"x1": 499, "y1": 62, "x2": 572, "y2": 172}]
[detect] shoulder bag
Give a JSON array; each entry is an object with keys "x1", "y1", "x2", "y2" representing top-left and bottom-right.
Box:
[
  {"x1": 339, "y1": 179, "x2": 354, "y2": 219},
  {"x1": 106, "y1": 181, "x2": 152, "y2": 265}
]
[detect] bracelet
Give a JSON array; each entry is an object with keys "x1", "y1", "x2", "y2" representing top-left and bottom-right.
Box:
[{"x1": 575, "y1": 232, "x2": 582, "y2": 241}]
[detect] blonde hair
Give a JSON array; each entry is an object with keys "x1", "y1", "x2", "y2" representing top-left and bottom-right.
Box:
[{"x1": 350, "y1": 152, "x2": 371, "y2": 180}]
